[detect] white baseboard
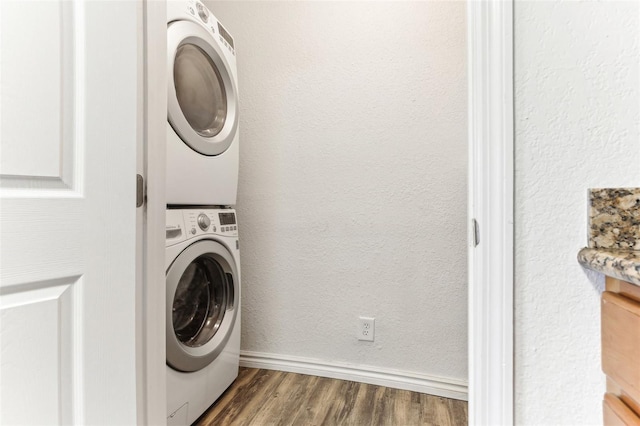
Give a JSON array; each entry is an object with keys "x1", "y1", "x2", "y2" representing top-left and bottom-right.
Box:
[{"x1": 239, "y1": 350, "x2": 468, "y2": 401}]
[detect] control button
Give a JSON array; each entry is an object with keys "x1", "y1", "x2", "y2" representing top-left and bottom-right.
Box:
[
  {"x1": 212, "y1": 226, "x2": 216, "y2": 232},
  {"x1": 190, "y1": 228, "x2": 196, "y2": 235},
  {"x1": 233, "y1": 226, "x2": 237, "y2": 230},
  {"x1": 197, "y1": 214, "x2": 211, "y2": 231},
  {"x1": 188, "y1": 6, "x2": 195, "y2": 15},
  {"x1": 196, "y1": 2, "x2": 209, "y2": 22}
]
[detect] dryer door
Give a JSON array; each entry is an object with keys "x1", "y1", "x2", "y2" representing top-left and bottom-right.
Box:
[
  {"x1": 166, "y1": 240, "x2": 239, "y2": 372},
  {"x1": 167, "y1": 20, "x2": 238, "y2": 156}
]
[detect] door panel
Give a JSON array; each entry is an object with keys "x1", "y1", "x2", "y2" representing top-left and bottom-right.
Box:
[
  {"x1": 1, "y1": 0, "x2": 77, "y2": 190},
  {"x1": 0, "y1": 1, "x2": 140, "y2": 424},
  {"x1": 0, "y1": 278, "x2": 77, "y2": 425}
]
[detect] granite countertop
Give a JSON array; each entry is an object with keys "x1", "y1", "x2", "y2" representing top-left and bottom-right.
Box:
[
  {"x1": 578, "y1": 247, "x2": 640, "y2": 286},
  {"x1": 588, "y1": 188, "x2": 640, "y2": 250},
  {"x1": 578, "y1": 188, "x2": 640, "y2": 285}
]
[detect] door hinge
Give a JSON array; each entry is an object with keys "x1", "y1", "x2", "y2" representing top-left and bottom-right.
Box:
[
  {"x1": 472, "y1": 218, "x2": 480, "y2": 247},
  {"x1": 136, "y1": 174, "x2": 145, "y2": 207}
]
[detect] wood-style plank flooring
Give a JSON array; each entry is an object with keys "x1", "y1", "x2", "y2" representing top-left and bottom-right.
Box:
[{"x1": 196, "y1": 368, "x2": 467, "y2": 426}]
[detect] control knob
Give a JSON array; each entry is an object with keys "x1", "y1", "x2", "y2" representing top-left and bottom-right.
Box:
[
  {"x1": 196, "y1": 3, "x2": 209, "y2": 22},
  {"x1": 197, "y1": 214, "x2": 211, "y2": 231}
]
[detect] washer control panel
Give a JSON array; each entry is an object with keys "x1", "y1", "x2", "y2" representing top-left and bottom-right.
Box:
[{"x1": 166, "y1": 208, "x2": 238, "y2": 247}]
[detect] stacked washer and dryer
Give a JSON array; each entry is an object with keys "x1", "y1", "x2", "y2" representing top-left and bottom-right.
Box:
[{"x1": 165, "y1": 1, "x2": 241, "y2": 425}]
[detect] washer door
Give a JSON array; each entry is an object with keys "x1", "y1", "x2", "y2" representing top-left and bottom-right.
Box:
[
  {"x1": 167, "y1": 20, "x2": 238, "y2": 156},
  {"x1": 166, "y1": 240, "x2": 238, "y2": 372}
]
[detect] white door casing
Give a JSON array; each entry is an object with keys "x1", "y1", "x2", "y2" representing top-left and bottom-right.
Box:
[
  {"x1": 1, "y1": 1, "x2": 141, "y2": 424},
  {"x1": 136, "y1": 1, "x2": 168, "y2": 425},
  {"x1": 468, "y1": 0, "x2": 514, "y2": 425}
]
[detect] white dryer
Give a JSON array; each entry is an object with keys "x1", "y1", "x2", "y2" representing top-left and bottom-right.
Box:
[
  {"x1": 166, "y1": 1, "x2": 239, "y2": 206},
  {"x1": 166, "y1": 208, "x2": 241, "y2": 425}
]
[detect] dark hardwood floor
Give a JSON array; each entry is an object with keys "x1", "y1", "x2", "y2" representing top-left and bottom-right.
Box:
[{"x1": 196, "y1": 368, "x2": 468, "y2": 426}]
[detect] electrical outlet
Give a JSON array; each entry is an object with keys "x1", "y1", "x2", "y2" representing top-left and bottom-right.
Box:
[{"x1": 358, "y1": 316, "x2": 375, "y2": 341}]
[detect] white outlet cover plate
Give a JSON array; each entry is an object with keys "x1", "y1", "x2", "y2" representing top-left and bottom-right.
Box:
[{"x1": 358, "y1": 317, "x2": 375, "y2": 341}]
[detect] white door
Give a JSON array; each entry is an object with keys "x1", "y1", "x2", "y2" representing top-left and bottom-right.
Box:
[{"x1": 1, "y1": 1, "x2": 141, "y2": 424}]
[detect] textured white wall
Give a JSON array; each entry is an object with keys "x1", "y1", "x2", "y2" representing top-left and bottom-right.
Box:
[
  {"x1": 515, "y1": 1, "x2": 640, "y2": 424},
  {"x1": 207, "y1": 2, "x2": 468, "y2": 381}
]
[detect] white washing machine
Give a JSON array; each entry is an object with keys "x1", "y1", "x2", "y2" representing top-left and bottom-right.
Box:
[
  {"x1": 166, "y1": 208, "x2": 241, "y2": 425},
  {"x1": 166, "y1": 1, "x2": 239, "y2": 206}
]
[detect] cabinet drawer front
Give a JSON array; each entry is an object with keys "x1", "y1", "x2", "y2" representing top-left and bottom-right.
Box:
[
  {"x1": 604, "y1": 393, "x2": 640, "y2": 425},
  {"x1": 602, "y1": 292, "x2": 640, "y2": 406}
]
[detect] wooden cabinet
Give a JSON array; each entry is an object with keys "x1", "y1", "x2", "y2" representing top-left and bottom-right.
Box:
[
  {"x1": 604, "y1": 393, "x2": 640, "y2": 426},
  {"x1": 602, "y1": 277, "x2": 640, "y2": 425}
]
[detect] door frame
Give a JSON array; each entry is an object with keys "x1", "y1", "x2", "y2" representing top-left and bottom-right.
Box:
[
  {"x1": 467, "y1": 1, "x2": 514, "y2": 424},
  {"x1": 137, "y1": 0, "x2": 167, "y2": 424}
]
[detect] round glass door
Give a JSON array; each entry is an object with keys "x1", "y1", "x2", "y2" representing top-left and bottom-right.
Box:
[
  {"x1": 166, "y1": 240, "x2": 238, "y2": 372},
  {"x1": 172, "y1": 254, "x2": 227, "y2": 347},
  {"x1": 167, "y1": 21, "x2": 239, "y2": 157},
  {"x1": 174, "y1": 44, "x2": 227, "y2": 138}
]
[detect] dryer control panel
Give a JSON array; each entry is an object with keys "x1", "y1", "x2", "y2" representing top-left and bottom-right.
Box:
[
  {"x1": 182, "y1": 0, "x2": 235, "y2": 56},
  {"x1": 166, "y1": 208, "x2": 238, "y2": 247}
]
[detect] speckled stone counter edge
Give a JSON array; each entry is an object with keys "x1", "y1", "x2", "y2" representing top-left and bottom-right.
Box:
[
  {"x1": 589, "y1": 188, "x2": 640, "y2": 250},
  {"x1": 578, "y1": 248, "x2": 640, "y2": 286}
]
